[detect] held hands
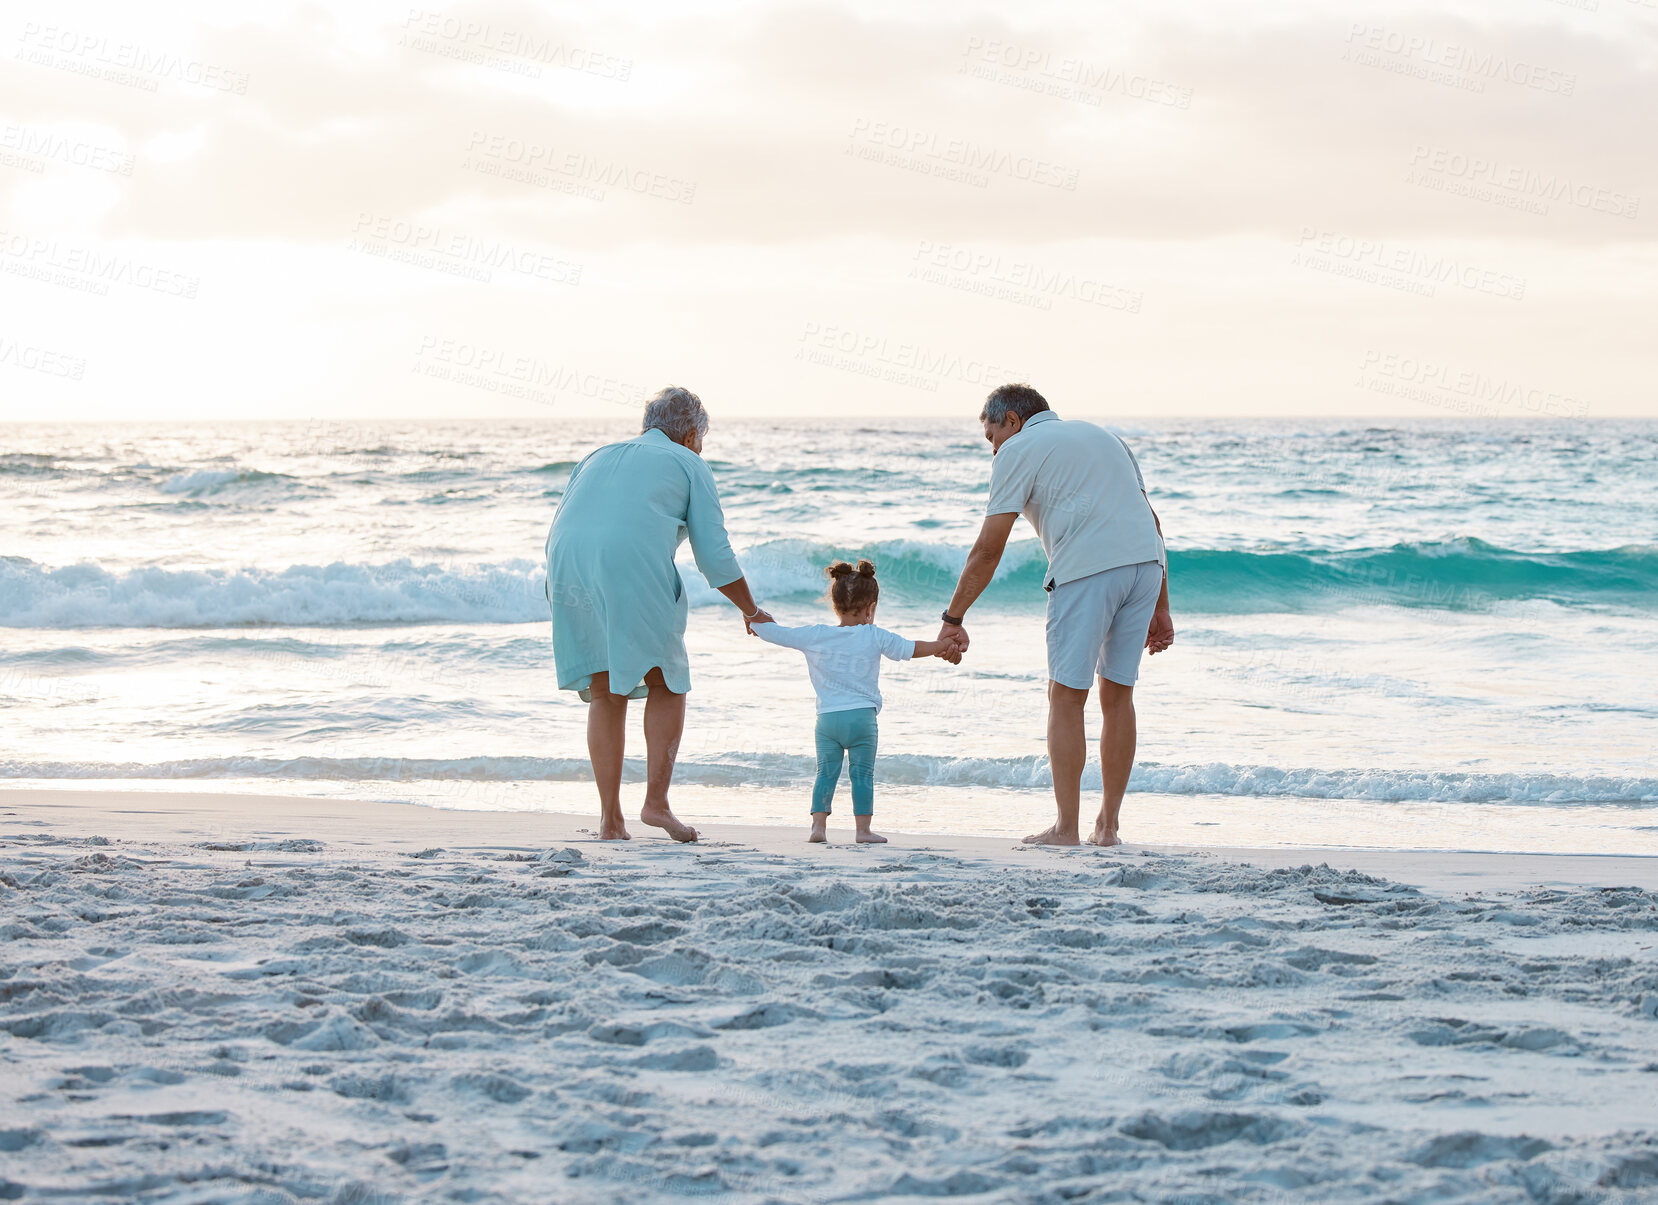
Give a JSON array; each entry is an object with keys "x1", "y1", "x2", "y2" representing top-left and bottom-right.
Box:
[
  {"x1": 935, "y1": 623, "x2": 968, "y2": 665},
  {"x1": 1145, "y1": 606, "x2": 1174, "y2": 655},
  {"x1": 743, "y1": 607, "x2": 774, "y2": 635}
]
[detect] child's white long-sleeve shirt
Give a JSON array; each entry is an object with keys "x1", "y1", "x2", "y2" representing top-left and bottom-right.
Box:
[{"x1": 751, "y1": 622, "x2": 914, "y2": 714}]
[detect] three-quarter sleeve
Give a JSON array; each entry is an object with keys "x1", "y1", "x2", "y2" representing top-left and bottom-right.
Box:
[
  {"x1": 874, "y1": 626, "x2": 916, "y2": 661},
  {"x1": 751, "y1": 622, "x2": 821, "y2": 651},
  {"x1": 683, "y1": 457, "x2": 744, "y2": 588}
]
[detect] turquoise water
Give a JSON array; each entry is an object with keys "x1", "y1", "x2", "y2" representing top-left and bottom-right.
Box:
[{"x1": 1, "y1": 419, "x2": 1655, "y2": 852}]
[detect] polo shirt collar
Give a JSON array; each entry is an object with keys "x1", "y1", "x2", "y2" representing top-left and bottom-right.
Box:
[{"x1": 1022, "y1": 410, "x2": 1059, "y2": 428}]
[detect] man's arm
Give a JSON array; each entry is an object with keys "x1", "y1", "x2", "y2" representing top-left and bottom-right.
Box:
[
  {"x1": 911, "y1": 636, "x2": 965, "y2": 660},
  {"x1": 937, "y1": 512, "x2": 1018, "y2": 659},
  {"x1": 1144, "y1": 498, "x2": 1174, "y2": 654}
]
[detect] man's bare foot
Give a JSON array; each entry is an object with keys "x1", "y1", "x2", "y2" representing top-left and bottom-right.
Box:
[
  {"x1": 639, "y1": 801, "x2": 699, "y2": 843},
  {"x1": 1086, "y1": 825, "x2": 1121, "y2": 847},
  {"x1": 854, "y1": 827, "x2": 887, "y2": 844},
  {"x1": 598, "y1": 814, "x2": 631, "y2": 841},
  {"x1": 1022, "y1": 825, "x2": 1080, "y2": 846},
  {"x1": 808, "y1": 817, "x2": 827, "y2": 843}
]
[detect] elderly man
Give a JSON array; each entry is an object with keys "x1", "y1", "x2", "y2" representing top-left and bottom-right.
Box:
[
  {"x1": 546, "y1": 386, "x2": 771, "y2": 843},
  {"x1": 938, "y1": 384, "x2": 1172, "y2": 846}
]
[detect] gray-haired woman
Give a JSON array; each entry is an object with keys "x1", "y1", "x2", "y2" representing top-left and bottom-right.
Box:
[{"x1": 544, "y1": 386, "x2": 771, "y2": 841}]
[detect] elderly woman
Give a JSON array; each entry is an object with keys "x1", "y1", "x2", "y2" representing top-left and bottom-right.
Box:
[{"x1": 545, "y1": 386, "x2": 770, "y2": 842}]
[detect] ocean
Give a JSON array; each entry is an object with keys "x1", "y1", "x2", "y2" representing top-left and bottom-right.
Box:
[{"x1": 2, "y1": 418, "x2": 1655, "y2": 853}]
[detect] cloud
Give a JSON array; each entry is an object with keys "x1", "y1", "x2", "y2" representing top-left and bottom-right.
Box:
[{"x1": 4, "y1": 3, "x2": 1653, "y2": 251}]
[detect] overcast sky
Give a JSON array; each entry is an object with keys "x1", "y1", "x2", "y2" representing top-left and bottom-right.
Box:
[{"x1": 2, "y1": 0, "x2": 1654, "y2": 420}]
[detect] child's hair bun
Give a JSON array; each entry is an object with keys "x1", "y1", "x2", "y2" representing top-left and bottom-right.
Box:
[{"x1": 825, "y1": 557, "x2": 880, "y2": 613}]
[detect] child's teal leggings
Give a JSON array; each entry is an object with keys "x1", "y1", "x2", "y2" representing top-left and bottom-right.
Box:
[{"x1": 812, "y1": 707, "x2": 877, "y2": 816}]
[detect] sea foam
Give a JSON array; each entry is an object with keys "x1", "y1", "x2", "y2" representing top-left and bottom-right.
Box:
[{"x1": 3, "y1": 754, "x2": 1652, "y2": 806}]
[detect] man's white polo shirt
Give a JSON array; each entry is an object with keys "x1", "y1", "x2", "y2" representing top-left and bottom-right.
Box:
[{"x1": 984, "y1": 409, "x2": 1166, "y2": 590}]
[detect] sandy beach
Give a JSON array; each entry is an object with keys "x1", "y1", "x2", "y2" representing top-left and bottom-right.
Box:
[
  {"x1": 8, "y1": 0, "x2": 1657, "y2": 1197},
  {"x1": 4, "y1": 789, "x2": 1657, "y2": 1203}
]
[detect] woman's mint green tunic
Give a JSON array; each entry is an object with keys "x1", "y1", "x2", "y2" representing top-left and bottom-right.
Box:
[{"x1": 544, "y1": 428, "x2": 742, "y2": 698}]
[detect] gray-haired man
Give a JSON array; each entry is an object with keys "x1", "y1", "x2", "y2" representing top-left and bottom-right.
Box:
[{"x1": 938, "y1": 383, "x2": 1173, "y2": 846}]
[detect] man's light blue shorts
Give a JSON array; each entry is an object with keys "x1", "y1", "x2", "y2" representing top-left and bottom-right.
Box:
[{"x1": 1045, "y1": 561, "x2": 1164, "y2": 690}]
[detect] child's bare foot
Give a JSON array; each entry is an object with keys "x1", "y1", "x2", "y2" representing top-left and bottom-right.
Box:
[
  {"x1": 808, "y1": 816, "x2": 828, "y2": 843},
  {"x1": 854, "y1": 822, "x2": 887, "y2": 844}
]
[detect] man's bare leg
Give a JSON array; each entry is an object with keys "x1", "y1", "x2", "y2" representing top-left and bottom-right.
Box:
[
  {"x1": 639, "y1": 667, "x2": 698, "y2": 843},
  {"x1": 1025, "y1": 680, "x2": 1089, "y2": 845},
  {"x1": 585, "y1": 672, "x2": 630, "y2": 840},
  {"x1": 1088, "y1": 679, "x2": 1136, "y2": 847}
]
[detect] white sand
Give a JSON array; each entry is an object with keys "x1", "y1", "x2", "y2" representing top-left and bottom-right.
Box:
[{"x1": 4, "y1": 789, "x2": 1658, "y2": 1203}]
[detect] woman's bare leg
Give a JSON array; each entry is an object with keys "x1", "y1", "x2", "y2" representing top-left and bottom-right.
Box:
[
  {"x1": 640, "y1": 667, "x2": 698, "y2": 842},
  {"x1": 585, "y1": 672, "x2": 630, "y2": 840}
]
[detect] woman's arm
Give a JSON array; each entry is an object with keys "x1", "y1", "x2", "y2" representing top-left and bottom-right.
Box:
[
  {"x1": 683, "y1": 462, "x2": 768, "y2": 630},
  {"x1": 685, "y1": 460, "x2": 744, "y2": 589},
  {"x1": 716, "y1": 577, "x2": 772, "y2": 633}
]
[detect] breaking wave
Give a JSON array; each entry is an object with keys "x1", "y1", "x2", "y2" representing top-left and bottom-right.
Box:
[{"x1": 3, "y1": 538, "x2": 1652, "y2": 628}]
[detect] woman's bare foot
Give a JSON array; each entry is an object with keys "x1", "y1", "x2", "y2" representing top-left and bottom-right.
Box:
[
  {"x1": 808, "y1": 816, "x2": 828, "y2": 843},
  {"x1": 639, "y1": 801, "x2": 699, "y2": 843},
  {"x1": 1022, "y1": 825, "x2": 1080, "y2": 846},
  {"x1": 854, "y1": 826, "x2": 887, "y2": 844},
  {"x1": 1086, "y1": 825, "x2": 1121, "y2": 847},
  {"x1": 598, "y1": 810, "x2": 631, "y2": 841}
]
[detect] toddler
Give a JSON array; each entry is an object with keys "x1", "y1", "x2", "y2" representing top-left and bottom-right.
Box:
[{"x1": 751, "y1": 559, "x2": 962, "y2": 842}]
